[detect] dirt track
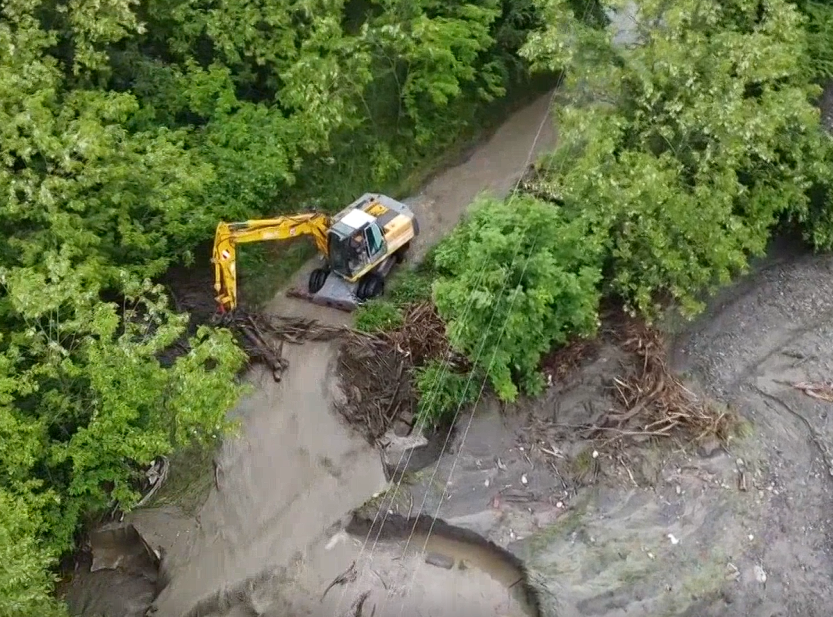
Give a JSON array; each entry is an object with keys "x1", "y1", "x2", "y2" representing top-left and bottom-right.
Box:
[
  {"x1": 66, "y1": 74, "x2": 833, "y2": 617},
  {"x1": 264, "y1": 92, "x2": 556, "y2": 326}
]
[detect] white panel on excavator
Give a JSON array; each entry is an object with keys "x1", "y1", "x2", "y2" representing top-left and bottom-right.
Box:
[{"x1": 339, "y1": 208, "x2": 374, "y2": 230}]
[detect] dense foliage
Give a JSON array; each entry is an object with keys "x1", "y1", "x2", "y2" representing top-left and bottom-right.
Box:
[
  {"x1": 4, "y1": 0, "x2": 833, "y2": 610},
  {"x1": 430, "y1": 0, "x2": 833, "y2": 404},
  {"x1": 796, "y1": 0, "x2": 833, "y2": 80},
  {"x1": 1, "y1": 0, "x2": 556, "y2": 613},
  {"x1": 433, "y1": 195, "x2": 602, "y2": 401}
]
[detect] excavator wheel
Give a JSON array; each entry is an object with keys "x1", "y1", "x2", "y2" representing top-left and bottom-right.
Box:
[
  {"x1": 357, "y1": 273, "x2": 385, "y2": 300},
  {"x1": 394, "y1": 241, "x2": 411, "y2": 264},
  {"x1": 308, "y1": 268, "x2": 329, "y2": 294}
]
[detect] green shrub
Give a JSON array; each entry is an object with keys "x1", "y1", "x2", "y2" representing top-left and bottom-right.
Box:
[
  {"x1": 432, "y1": 194, "x2": 604, "y2": 402},
  {"x1": 799, "y1": 1, "x2": 833, "y2": 80},
  {"x1": 414, "y1": 360, "x2": 480, "y2": 428},
  {"x1": 354, "y1": 300, "x2": 404, "y2": 332},
  {"x1": 388, "y1": 269, "x2": 434, "y2": 305}
]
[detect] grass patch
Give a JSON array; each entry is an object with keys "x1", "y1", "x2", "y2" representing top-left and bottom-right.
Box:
[
  {"x1": 414, "y1": 360, "x2": 479, "y2": 428},
  {"x1": 388, "y1": 268, "x2": 435, "y2": 305},
  {"x1": 524, "y1": 507, "x2": 588, "y2": 558},
  {"x1": 355, "y1": 299, "x2": 405, "y2": 332},
  {"x1": 237, "y1": 240, "x2": 317, "y2": 308},
  {"x1": 147, "y1": 445, "x2": 216, "y2": 515}
]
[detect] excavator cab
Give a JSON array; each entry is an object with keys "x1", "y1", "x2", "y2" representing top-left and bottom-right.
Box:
[{"x1": 327, "y1": 217, "x2": 387, "y2": 278}]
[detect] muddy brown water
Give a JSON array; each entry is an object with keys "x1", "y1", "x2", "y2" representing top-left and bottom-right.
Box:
[{"x1": 343, "y1": 514, "x2": 539, "y2": 616}]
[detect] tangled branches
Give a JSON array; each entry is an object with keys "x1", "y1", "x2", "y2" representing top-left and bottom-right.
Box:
[
  {"x1": 607, "y1": 320, "x2": 734, "y2": 442},
  {"x1": 337, "y1": 302, "x2": 456, "y2": 442},
  {"x1": 222, "y1": 312, "x2": 348, "y2": 380},
  {"x1": 224, "y1": 303, "x2": 452, "y2": 443}
]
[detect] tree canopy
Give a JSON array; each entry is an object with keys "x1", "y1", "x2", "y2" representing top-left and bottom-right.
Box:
[
  {"x1": 429, "y1": 0, "x2": 833, "y2": 402},
  {"x1": 0, "y1": 0, "x2": 557, "y2": 613},
  {"x1": 3, "y1": 0, "x2": 833, "y2": 612}
]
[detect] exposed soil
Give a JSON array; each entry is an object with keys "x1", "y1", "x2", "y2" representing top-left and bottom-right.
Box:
[{"x1": 353, "y1": 240, "x2": 833, "y2": 617}]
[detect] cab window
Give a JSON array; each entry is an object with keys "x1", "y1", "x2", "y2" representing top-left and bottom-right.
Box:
[{"x1": 365, "y1": 223, "x2": 384, "y2": 258}]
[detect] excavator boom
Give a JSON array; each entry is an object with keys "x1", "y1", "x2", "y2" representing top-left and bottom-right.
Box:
[{"x1": 212, "y1": 213, "x2": 331, "y2": 312}]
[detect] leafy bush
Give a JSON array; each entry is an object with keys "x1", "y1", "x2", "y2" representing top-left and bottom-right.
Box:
[
  {"x1": 432, "y1": 194, "x2": 603, "y2": 402},
  {"x1": 0, "y1": 491, "x2": 68, "y2": 617},
  {"x1": 797, "y1": 1, "x2": 833, "y2": 80},
  {"x1": 0, "y1": 271, "x2": 246, "y2": 554},
  {"x1": 414, "y1": 360, "x2": 480, "y2": 428},
  {"x1": 355, "y1": 300, "x2": 405, "y2": 332},
  {"x1": 388, "y1": 269, "x2": 435, "y2": 305}
]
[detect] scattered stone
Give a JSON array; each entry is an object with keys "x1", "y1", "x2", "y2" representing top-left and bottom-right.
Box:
[
  {"x1": 698, "y1": 437, "x2": 722, "y2": 458},
  {"x1": 425, "y1": 552, "x2": 454, "y2": 570},
  {"x1": 754, "y1": 565, "x2": 767, "y2": 585},
  {"x1": 392, "y1": 420, "x2": 411, "y2": 437}
]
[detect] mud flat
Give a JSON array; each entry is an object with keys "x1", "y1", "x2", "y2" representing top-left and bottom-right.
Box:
[
  {"x1": 375, "y1": 243, "x2": 833, "y2": 617},
  {"x1": 144, "y1": 341, "x2": 387, "y2": 617}
]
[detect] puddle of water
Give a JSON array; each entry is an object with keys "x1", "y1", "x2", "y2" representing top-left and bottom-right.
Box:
[
  {"x1": 324, "y1": 515, "x2": 539, "y2": 617},
  {"x1": 266, "y1": 526, "x2": 535, "y2": 617}
]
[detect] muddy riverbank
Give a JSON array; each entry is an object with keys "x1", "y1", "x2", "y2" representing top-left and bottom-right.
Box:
[{"x1": 372, "y1": 240, "x2": 833, "y2": 617}]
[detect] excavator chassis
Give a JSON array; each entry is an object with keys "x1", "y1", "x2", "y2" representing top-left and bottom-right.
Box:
[{"x1": 286, "y1": 256, "x2": 399, "y2": 312}]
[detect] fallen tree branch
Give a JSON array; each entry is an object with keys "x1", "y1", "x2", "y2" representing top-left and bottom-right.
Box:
[
  {"x1": 792, "y1": 381, "x2": 833, "y2": 404},
  {"x1": 321, "y1": 561, "x2": 358, "y2": 602}
]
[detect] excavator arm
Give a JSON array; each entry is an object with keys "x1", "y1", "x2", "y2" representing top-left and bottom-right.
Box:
[{"x1": 212, "y1": 213, "x2": 331, "y2": 313}]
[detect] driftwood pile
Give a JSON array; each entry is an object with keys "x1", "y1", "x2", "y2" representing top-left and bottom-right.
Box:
[
  {"x1": 224, "y1": 303, "x2": 451, "y2": 442},
  {"x1": 226, "y1": 312, "x2": 347, "y2": 380},
  {"x1": 337, "y1": 302, "x2": 457, "y2": 442},
  {"x1": 605, "y1": 320, "x2": 734, "y2": 442},
  {"x1": 229, "y1": 304, "x2": 733, "y2": 449}
]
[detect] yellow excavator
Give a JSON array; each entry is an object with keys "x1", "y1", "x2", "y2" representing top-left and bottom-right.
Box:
[{"x1": 212, "y1": 193, "x2": 420, "y2": 314}]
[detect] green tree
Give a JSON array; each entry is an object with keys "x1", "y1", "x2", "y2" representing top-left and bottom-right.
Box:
[
  {"x1": 0, "y1": 266, "x2": 246, "y2": 553},
  {"x1": 794, "y1": 0, "x2": 833, "y2": 80},
  {"x1": 0, "y1": 490, "x2": 68, "y2": 617},
  {"x1": 432, "y1": 195, "x2": 603, "y2": 401},
  {"x1": 521, "y1": 0, "x2": 833, "y2": 317}
]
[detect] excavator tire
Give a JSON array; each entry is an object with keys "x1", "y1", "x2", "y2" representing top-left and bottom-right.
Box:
[
  {"x1": 308, "y1": 268, "x2": 329, "y2": 294},
  {"x1": 357, "y1": 273, "x2": 384, "y2": 300},
  {"x1": 394, "y1": 241, "x2": 411, "y2": 264}
]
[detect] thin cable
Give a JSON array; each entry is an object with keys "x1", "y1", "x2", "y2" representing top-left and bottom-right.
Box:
[
  {"x1": 379, "y1": 3, "x2": 597, "y2": 611},
  {"x1": 395, "y1": 233, "x2": 541, "y2": 617},
  {"x1": 331, "y1": 261, "x2": 490, "y2": 612},
  {"x1": 331, "y1": 81, "x2": 558, "y2": 617},
  {"x1": 377, "y1": 96, "x2": 563, "y2": 616}
]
